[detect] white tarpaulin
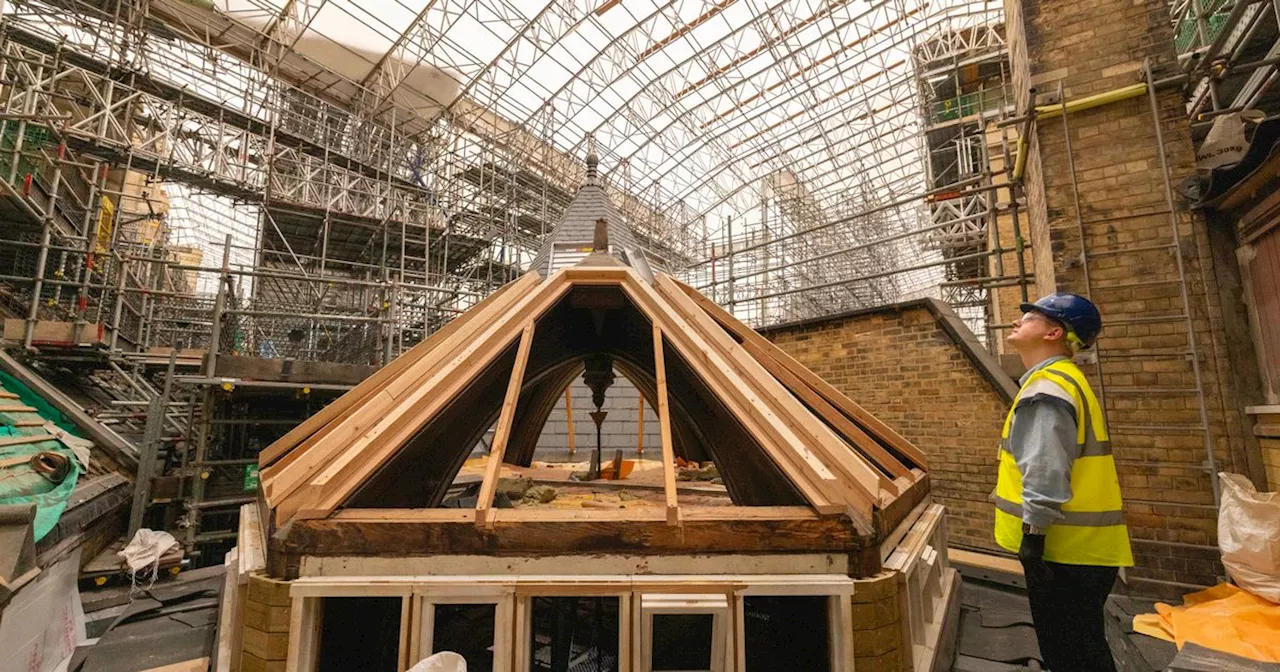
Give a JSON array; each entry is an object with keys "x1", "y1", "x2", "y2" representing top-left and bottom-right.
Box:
[{"x1": 0, "y1": 548, "x2": 86, "y2": 672}]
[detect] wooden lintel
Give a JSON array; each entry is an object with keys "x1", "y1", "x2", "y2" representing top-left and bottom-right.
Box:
[{"x1": 278, "y1": 516, "x2": 865, "y2": 558}]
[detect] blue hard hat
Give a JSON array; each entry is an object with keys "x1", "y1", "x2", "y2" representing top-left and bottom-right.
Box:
[{"x1": 1020, "y1": 293, "x2": 1103, "y2": 348}]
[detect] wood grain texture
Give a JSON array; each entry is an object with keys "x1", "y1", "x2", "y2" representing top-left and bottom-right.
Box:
[
  {"x1": 278, "y1": 516, "x2": 865, "y2": 558},
  {"x1": 673, "y1": 277, "x2": 928, "y2": 468},
  {"x1": 651, "y1": 325, "x2": 681, "y2": 525},
  {"x1": 475, "y1": 322, "x2": 537, "y2": 526},
  {"x1": 654, "y1": 275, "x2": 888, "y2": 500},
  {"x1": 258, "y1": 273, "x2": 535, "y2": 470}
]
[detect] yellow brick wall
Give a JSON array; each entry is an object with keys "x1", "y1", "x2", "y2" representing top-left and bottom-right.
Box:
[
  {"x1": 765, "y1": 303, "x2": 1008, "y2": 553},
  {"x1": 1004, "y1": 0, "x2": 1248, "y2": 588},
  {"x1": 850, "y1": 571, "x2": 908, "y2": 672},
  {"x1": 242, "y1": 574, "x2": 291, "y2": 672}
]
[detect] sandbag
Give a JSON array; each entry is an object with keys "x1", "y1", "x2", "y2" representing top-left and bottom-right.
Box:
[{"x1": 1218, "y1": 473, "x2": 1280, "y2": 603}]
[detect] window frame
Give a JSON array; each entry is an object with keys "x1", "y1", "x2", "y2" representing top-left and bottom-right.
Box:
[
  {"x1": 285, "y1": 574, "x2": 854, "y2": 672},
  {"x1": 636, "y1": 593, "x2": 730, "y2": 672},
  {"x1": 514, "y1": 588, "x2": 632, "y2": 672},
  {"x1": 413, "y1": 587, "x2": 514, "y2": 672}
]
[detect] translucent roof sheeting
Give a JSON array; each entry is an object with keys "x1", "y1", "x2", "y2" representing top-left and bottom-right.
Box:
[{"x1": 5, "y1": 0, "x2": 1005, "y2": 326}]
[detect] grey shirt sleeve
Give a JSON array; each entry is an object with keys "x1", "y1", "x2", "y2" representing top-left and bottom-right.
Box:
[{"x1": 1007, "y1": 395, "x2": 1080, "y2": 529}]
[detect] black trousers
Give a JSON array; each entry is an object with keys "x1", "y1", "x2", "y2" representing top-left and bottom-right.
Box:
[{"x1": 1021, "y1": 560, "x2": 1119, "y2": 672}]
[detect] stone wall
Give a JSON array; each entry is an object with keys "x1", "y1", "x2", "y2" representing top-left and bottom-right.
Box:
[{"x1": 763, "y1": 299, "x2": 1014, "y2": 553}]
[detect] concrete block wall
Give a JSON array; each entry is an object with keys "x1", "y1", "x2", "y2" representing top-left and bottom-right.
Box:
[
  {"x1": 850, "y1": 571, "x2": 908, "y2": 672},
  {"x1": 1006, "y1": 0, "x2": 1254, "y2": 588},
  {"x1": 765, "y1": 303, "x2": 1009, "y2": 553},
  {"x1": 242, "y1": 574, "x2": 291, "y2": 672}
]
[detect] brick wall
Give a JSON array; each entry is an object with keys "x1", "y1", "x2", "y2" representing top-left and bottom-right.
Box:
[
  {"x1": 763, "y1": 301, "x2": 1012, "y2": 553},
  {"x1": 1006, "y1": 0, "x2": 1253, "y2": 588},
  {"x1": 242, "y1": 574, "x2": 291, "y2": 672},
  {"x1": 850, "y1": 571, "x2": 908, "y2": 672}
]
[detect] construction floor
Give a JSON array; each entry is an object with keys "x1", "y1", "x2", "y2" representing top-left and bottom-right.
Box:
[{"x1": 954, "y1": 574, "x2": 1280, "y2": 672}]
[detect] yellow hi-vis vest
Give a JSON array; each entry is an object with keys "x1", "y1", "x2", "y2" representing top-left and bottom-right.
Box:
[{"x1": 994, "y1": 358, "x2": 1134, "y2": 566}]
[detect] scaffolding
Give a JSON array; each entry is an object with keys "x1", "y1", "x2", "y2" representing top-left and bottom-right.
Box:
[
  {"x1": 0, "y1": 0, "x2": 1035, "y2": 560},
  {"x1": 1173, "y1": 0, "x2": 1280, "y2": 134}
]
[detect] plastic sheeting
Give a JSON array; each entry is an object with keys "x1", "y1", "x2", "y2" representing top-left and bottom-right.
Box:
[
  {"x1": 0, "y1": 548, "x2": 86, "y2": 672},
  {"x1": 1133, "y1": 584, "x2": 1280, "y2": 664},
  {"x1": 0, "y1": 432, "x2": 80, "y2": 542}
]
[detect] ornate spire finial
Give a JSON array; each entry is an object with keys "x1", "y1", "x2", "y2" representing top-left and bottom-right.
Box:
[{"x1": 586, "y1": 152, "x2": 599, "y2": 180}]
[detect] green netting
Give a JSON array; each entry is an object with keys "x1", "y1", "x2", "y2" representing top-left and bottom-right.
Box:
[
  {"x1": 930, "y1": 86, "x2": 1011, "y2": 124},
  {"x1": 0, "y1": 436, "x2": 79, "y2": 542},
  {"x1": 0, "y1": 124, "x2": 54, "y2": 178},
  {"x1": 0, "y1": 371, "x2": 82, "y2": 437},
  {"x1": 0, "y1": 373, "x2": 84, "y2": 542},
  {"x1": 1175, "y1": 8, "x2": 1232, "y2": 54}
]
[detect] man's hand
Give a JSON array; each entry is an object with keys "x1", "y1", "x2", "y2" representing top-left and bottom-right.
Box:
[{"x1": 1019, "y1": 533, "x2": 1054, "y2": 584}]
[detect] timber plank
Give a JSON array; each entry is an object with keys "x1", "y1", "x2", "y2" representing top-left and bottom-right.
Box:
[
  {"x1": 266, "y1": 272, "x2": 546, "y2": 511},
  {"x1": 653, "y1": 275, "x2": 888, "y2": 501},
  {"x1": 475, "y1": 322, "x2": 537, "y2": 526},
  {"x1": 280, "y1": 273, "x2": 573, "y2": 521},
  {"x1": 739, "y1": 336, "x2": 911, "y2": 481},
  {"x1": 616, "y1": 272, "x2": 851, "y2": 513},
  {"x1": 673, "y1": 278, "x2": 928, "y2": 468},
  {"x1": 259, "y1": 272, "x2": 537, "y2": 489},
  {"x1": 651, "y1": 325, "x2": 681, "y2": 526}
]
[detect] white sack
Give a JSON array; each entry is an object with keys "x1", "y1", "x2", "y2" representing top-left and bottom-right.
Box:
[{"x1": 1218, "y1": 472, "x2": 1280, "y2": 603}]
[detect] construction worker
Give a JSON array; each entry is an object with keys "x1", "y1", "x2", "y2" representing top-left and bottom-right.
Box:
[{"x1": 995, "y1": 293, "x2": 1133, "y2": 672}]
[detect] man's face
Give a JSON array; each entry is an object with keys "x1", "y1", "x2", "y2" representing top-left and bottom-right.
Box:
[{"x1": 1007, "y1": 310, "x2": 1066, "y2": 350}]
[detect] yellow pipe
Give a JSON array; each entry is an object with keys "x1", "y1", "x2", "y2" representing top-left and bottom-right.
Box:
[{"x1": 1010, "y1": 82, "x2": 1150, "y2": 180}]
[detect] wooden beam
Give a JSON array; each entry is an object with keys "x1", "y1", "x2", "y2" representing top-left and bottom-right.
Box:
[
  {"x1": 651, "y1": 325, "x2": 681, "y2": 526},
  {"x1": 475, "y1": 322, "x2": 536, "y2": 527},
  {"x1": 0, "y1": 349, "x2": 136, "y2": 471},
  {"x1": 637, "y1": 394, "x2": 645, "y2": 457},
  {"x1": 281, "y1": 274, "x2": 573, "y2": 521},
  {"x1": 653, "y1": 275, "x2": 888, "y2": 501},
  {"x1": 740, "y1": 338, "x2": 911, "y2": 481},
  {"x1": 672, "y1": 278, "x2": 929, "y2": 468},
  {"x1": 614, "y1": 273, "x2": 845, "y2": 513},
  {"x1": 643, "y1": 276, "x2": 879, "y2": 520},
  {"x1": 0, "y1": 433, "x2": 54, "y2": 449},
  {"x1": 260, "y1": 272, "x2": 538, "y2": 494},
  {"x1": 267, "y1": 272, "x2": 554, "y2": 517},
  {"x1": 279, "y1": 516, "x2": 865, "y2": 558},
  {"x1": 564, "y1": 386, "x2": 575, "y2": 458}
]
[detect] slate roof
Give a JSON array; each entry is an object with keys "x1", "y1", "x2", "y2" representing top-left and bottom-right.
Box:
[{"x1": 526, "y1": 153, "x2": 650, "y2": 277}]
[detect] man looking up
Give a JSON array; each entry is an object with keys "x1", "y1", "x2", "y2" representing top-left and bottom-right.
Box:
[{"x1": 995, "y1": 293, "x2": 1133, "y2": 671}]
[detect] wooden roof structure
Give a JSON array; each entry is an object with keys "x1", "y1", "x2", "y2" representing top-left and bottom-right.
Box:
[{"x1": 256, "y1": 165, "x2": 930, "y2": 578}]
